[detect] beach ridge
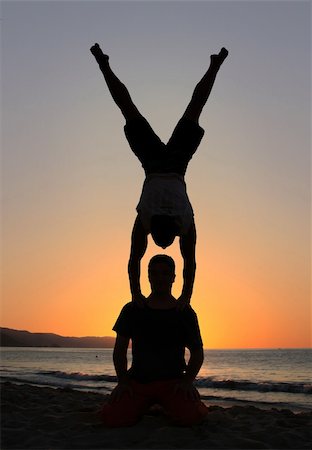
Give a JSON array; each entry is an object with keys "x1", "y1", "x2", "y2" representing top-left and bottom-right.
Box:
[{"x1": 1, "y1": 382, "x2": 311, "y2": 449}]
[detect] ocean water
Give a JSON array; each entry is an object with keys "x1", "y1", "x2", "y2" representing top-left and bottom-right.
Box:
[{"x1": 1, "y1": 347, "x2": 311, "y2": 412}]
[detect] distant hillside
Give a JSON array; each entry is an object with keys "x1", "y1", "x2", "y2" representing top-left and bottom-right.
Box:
[{"x1": 0, "y1": 327, "x2": 115, "y2": 348}]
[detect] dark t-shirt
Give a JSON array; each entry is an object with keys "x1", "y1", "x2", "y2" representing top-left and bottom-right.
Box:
[{"x1": 113, "y1": 302, "x2": 203, "y2": 383}]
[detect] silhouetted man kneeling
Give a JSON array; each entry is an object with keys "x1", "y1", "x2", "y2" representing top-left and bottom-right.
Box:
[{"x1": 101, "y1": 255, "x2": 207, "y2": 427}]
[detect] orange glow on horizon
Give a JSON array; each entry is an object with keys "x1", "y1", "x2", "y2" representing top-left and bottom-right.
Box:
[{"x1": 2, "y1": 233, "x2": 310, "y2": 349}]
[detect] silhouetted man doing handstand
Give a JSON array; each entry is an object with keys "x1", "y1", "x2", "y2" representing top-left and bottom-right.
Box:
[
  {"x1": 90, "y1": 44, "x2": 228, "y2": 307},
  {"x1": 101, "y1": 255, "x2": 207, "y2": 427}
]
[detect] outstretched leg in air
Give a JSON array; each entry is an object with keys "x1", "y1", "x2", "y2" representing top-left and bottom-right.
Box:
[{"x1": 90, "y1": 43, "x2": 142, "y2": 121}]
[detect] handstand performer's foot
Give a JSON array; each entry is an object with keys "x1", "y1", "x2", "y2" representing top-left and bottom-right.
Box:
[
  {"x1": 90, "y1": 43, "x2": 109, "y2": 65},
  {"x1": 210, "y1": 47, "x2": 228, "y2": 67}
]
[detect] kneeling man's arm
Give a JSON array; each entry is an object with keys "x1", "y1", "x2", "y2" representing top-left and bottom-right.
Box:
[
  {"x1": 174, "y1": 347, "x2": 204, "y2": 400},
  {"x1": 113, "y1": 334, "x2": 130, "y2": 383},
  {"x1": 184, "y1": 347, "x2": 204, "y2": 383},
  {"x1": 111, "y1": 334, "x2": 132, "y2": 402}
]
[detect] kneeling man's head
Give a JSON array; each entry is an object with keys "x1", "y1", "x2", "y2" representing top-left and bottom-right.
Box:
[{"x1": 148, "y1": 255, "x2": 176, "y2": 294}]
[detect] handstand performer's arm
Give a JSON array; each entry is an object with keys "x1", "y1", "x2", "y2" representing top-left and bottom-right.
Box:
[
  {"x1": 178, "y1": 222, "x2": 197, "y2": 309},
  {"x1": 90, "y1": 43, "x2": 142, "y2": 121},
  {"x1": 91, "y1": 43, "x2": 146, "y2": 305},
  {"x1": 128, "y1": 216, "x2": 148, "y2": 305},
  {"x1": 176, "y1": 48, "x2": 228, "y2": 307},
  {"x1": 182, "y1": 47, "x2": 228, "y2": 123}
]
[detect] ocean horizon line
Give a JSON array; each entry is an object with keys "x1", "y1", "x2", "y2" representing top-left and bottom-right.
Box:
[{"x1": 1, "y1": 327, "x2": 310, "y2": 351}]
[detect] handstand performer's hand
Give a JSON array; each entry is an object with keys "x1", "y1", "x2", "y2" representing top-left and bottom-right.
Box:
[
  {"x1": 90, "y1": 43, "x2": 109, "y2": 65},
  {"x1": 210, "y1": 47, "x2": 228, "y2": 68},
  {"x1": 176, "y1": 293, "x2": 191, "y2": 311},
  {"x1": 132, "y1": 292, "x2": 147, "y2": 308}
]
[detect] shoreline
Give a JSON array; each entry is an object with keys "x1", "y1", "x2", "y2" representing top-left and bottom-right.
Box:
[
  {"x1": 1, "y1": 379, "x2": 310, "y2": 414},
  {"x1": 1, "y1": 382, "x2": 311, "y2": 449}
]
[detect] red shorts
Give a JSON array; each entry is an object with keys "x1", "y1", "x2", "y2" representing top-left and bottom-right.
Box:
[{"x1": 101, "y1": 378, "x2": 208, "y2": 428}]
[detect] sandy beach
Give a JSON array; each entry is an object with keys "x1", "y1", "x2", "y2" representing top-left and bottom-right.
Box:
[{"x1": 1, "y1": 382, "x2": 311, "y2": 449}]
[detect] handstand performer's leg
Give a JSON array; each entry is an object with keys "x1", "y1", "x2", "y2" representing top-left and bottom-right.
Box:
[
  {"x1": 90, "y1": 43, "x2": 142, "y2": 121},
  {"x1": 91, "y1": 43, "x2": 164, "y2": 173},
  {"x1": 182, "y1": 47, "x2": 228, "y2": 123},
  {"x1": 165, "y1": 47, "x2": 228, "y2": 175}
]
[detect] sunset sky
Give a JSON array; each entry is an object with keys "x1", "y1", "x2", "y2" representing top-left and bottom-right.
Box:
[{"x1": 2, "y1": 1, "x2": 311, "y2": 349}]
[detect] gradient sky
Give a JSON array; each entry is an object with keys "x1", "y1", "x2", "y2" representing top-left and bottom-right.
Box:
[{"x1": 1, "y1": 1, "x2": 311, "y2": 348}]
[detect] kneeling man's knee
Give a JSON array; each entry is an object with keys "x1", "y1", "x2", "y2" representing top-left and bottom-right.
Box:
[
  {"x1": 101, "y1": 402, "x2": 140, "y2": 428},
  {"x1": 169, "y1": 399, "x2": 208, "y2": 426}
]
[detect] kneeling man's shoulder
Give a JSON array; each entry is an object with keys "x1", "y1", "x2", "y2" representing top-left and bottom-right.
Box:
[
  {"x1": 183, "y1": 305, "x2": 198, "y2": 319},
  {"x1": 120, "y1": 302, "x2": 136, "y2": 314}
]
